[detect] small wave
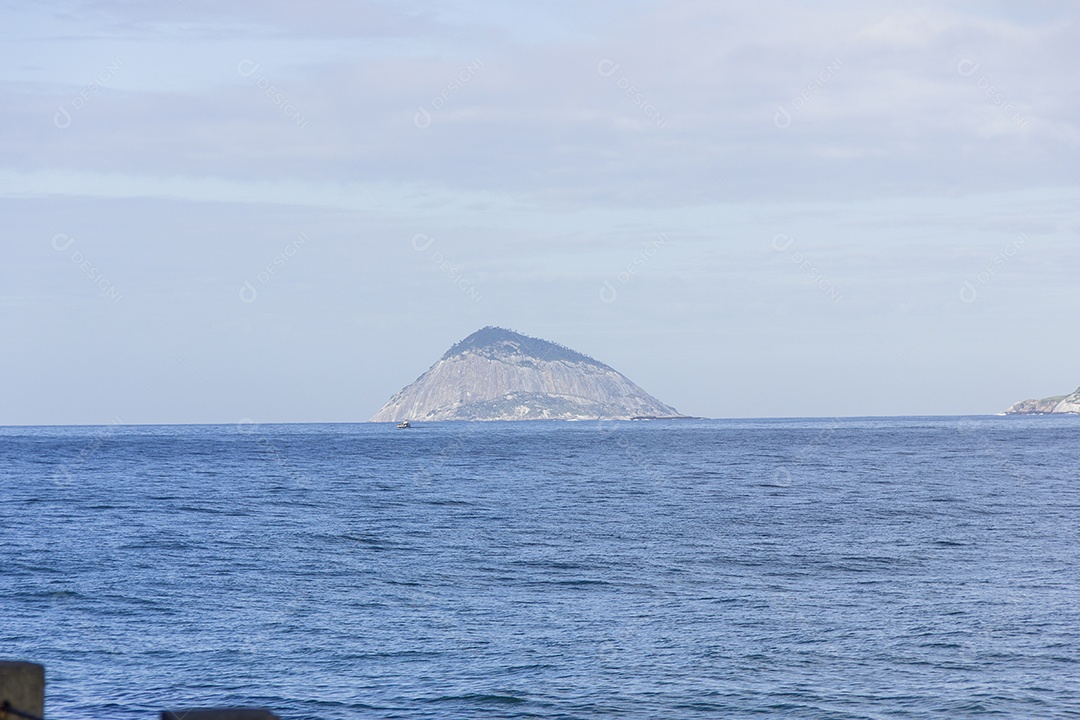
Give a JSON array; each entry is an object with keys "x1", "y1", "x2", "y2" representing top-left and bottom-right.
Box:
[
  {"x1": 526, "y1": 578, "x2": 613, "y2": 588},
  {"x1": 172, "y1": 504, "x2": 247, "y2": 516},
  {"x1": 423, "y1": 498, "x2": 474, "y2": 507},
  {"x1": 931, "y1": 539, "x2": 970, "y2": 548},
  {"x1": 423, "y1": 693, "x2": 527, "y2": 706},
  {"x1": 339, "y1": 533, "x2": 387, "y2": 546}
]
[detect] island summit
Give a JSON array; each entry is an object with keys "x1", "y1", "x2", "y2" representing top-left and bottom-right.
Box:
[{"x1": 370, "y1": 326, "x2": 684, "y2": 422}]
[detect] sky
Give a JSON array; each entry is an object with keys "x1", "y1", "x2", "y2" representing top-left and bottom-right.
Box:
[{"x1": 2, "y1": 0, "x2": 1078, "y2": 425}]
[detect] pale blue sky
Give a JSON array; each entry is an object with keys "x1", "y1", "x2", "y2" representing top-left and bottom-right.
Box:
[{"x1": 2, "y1": 1, "x2": 1078, "y2": 424}]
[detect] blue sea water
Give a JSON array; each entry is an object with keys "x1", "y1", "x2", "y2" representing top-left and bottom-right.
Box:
[{"x1": 2, "y1": 417, "x2": 1079, "y2": 719}]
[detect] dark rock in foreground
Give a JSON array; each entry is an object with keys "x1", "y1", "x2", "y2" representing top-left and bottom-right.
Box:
[{"x1": 370, "y1": 326, "x2": 683, "y2": 422}]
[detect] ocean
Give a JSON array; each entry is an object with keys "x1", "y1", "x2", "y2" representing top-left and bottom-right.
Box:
[{"x1": 2, "y1": 417, "x2": 1079, "y2": 719}]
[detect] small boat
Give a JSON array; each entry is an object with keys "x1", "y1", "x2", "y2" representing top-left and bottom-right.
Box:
[{"x1": 396, "y1": 420, "x2": 412, "y2": 429}]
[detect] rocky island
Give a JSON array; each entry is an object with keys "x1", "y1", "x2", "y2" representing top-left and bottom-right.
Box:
[
  {"x1": 370, "y1": 326, "x2": 684, "y2": 422},
  {"x1": 1005, "y1": 387, "x2": 1080, "y2": 414}
]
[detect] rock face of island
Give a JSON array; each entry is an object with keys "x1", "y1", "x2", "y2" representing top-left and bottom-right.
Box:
[
  {"x1": 370, "y1": 326, "x2": 684, "y2": 422},
  {"x1": 1005, "y1": 387, "x2": 1080, "y2": 415}
]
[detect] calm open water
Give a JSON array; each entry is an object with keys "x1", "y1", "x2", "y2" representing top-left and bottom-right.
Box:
[{"x1": 2, "y1": 417, "x2": 1079, "y2": 719}]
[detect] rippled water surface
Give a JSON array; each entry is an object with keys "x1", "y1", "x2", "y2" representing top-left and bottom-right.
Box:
[{"x1": 2, "y1": 417, "x2": 1079, "y2": 719}]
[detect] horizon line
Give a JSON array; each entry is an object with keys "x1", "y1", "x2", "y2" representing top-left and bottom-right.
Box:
[{"x1": 2, "y1": 413, "x2": 1053, "y2": 429}]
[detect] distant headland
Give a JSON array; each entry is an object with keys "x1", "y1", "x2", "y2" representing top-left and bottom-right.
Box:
[
  {"x1": 370, "y1": 326, "x2": 685, "y2": 422},
  {"x1": 1005, "y1": 386, "x2": 1080, "y2": 415}
]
